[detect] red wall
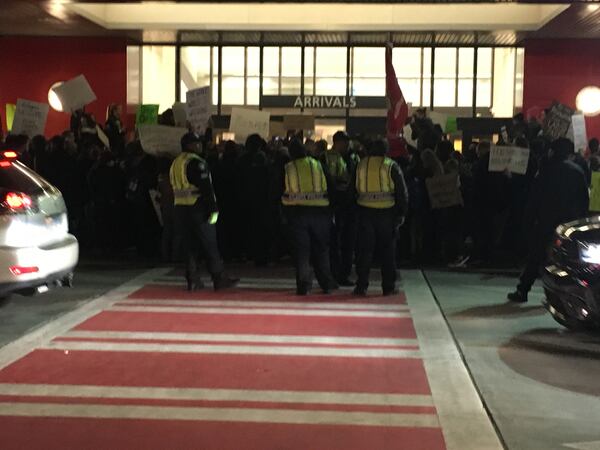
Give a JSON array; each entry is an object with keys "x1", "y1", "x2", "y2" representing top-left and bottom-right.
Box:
[
  {"x1": 0, "y1": 36, "x2": 127, "y2": 138},
  {"x1": 523, "y1": 39, "x2": 600, "y2": 141}
]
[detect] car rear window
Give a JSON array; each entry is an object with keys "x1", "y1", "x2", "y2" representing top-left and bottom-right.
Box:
[{"x1": 0, "y1": 162, "x2": 54, "y2": 195}]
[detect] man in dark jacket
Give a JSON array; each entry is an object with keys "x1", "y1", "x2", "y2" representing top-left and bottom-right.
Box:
[{"x1": 508, "y1": 138, "x2": 589, "y2": 302}]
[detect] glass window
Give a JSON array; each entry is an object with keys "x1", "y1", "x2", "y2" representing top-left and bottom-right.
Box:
[
  {"x1": 393, "y1": 47, "x2": 421, "y2": 107},
  {"x1": 304, "y1": 47, "x2": 315, "y2": 96},
  {"x1": 142, "y1": 46, "x2": 176, "y2": 113},
  {"x1": 315, "y1": 47, "x2": 347, "y2": 96},
  {"x1": 476, "y1": 48, "x2": 493, "y2": 108},
  {"x1": 458, "y1": 48, "x2": 474, "y2": 107},
  {"x1": 180, "y1": 46, "x2": 212, "y2": 103},
  {"x1": 433, "y1": 48, "x2": 457, "y2": 107},
  {"x1": 263, "y1": 47, "x2": 280, "y2": 96},
  {"x1": 281, "y1": 47, "x2": 302, "y2": 95},
  {"x1": 514, "y1": 47, "x2": 525, "y2": 109},
  {"x1": 247, "y1": 47, "x2": 260, "y2": 105},
  {"x1": 492, "y1": 47, "x2": 516, "y2": 117},
  {"x1": 352, "y1": 47, "x2": 385, "y2": 96},
  {"x1": 221, "y1": 47, "x2": 245, "y2": 105},
  {"x1": 422, "y1": 48, "x2": 432, "y2": 107},
  {"x1": 127, "y1": 46, "x2": 141, "y2": 106}
]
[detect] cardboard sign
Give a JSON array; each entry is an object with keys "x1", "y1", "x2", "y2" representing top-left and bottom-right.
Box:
[
  {"x1": 138, "y1": 125, "x2": 187, "y2": 157},
  {"x1": 270, "y1": 121, "x2": 286, "y2": 138},
  {"x1": 172, "y1": 102, "x2": 188, "y2": 128},
  {"x1": 572, "y1": 114, "x2": 587, "y2": 154},
  {"x1": 11, "y1": 99, "x2": 49, "y2": 137},
  {"x1": 5, "y1": 104, "x2": 16, "y2": 132},
  {"x1": 229, "y1": 108, "x2": 270, "y2": 141},
  {"x1": 591, "y1": 172, "x2": 600, "y2": 212},
  {"x1": 136, "y1": 105, "x2": 159, "y2": 126},
  {"x1": 52, "y1": 75, "x2": 97, "y2": 112},
  {"x1": 425, "y1": 173, "x2": 463, "y2": 209},
  {"x1": 96, "y1": 125, "x2": 110, "y2": 149},
  {"x1": 283, "y1": 114, "x2": 315, "y2": 131},
  {"x1": 543, "y1": 102, "x2": 574, "y2": 140},
  {"x1": 489, "y1": 146, "x2": 530, "y2": 175},
  {"x1": 186, "y1": 87, "x2": 211, "y2": 134}
]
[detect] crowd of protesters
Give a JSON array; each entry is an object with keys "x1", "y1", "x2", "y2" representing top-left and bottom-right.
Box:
[{"x1": 0, "y1": 104, "x2": 596, "y2": 278}]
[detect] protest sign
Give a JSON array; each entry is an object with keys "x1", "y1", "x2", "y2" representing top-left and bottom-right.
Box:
[
  {"x1": 5, "y1": 104, "x2": 16, "y2": 132},
  {"x1": 229, "y1": 108, "x2": 270, "y2": 141},
  {"x1": 270, "y1": 121, "x2": 286, "y2": 138},
  {"x1": 186, "y1": 87, "x2": 211, "y2": 133},
  {"x1": 543, "y1": 102, "x2": 574, "y2": 140},
  {"x1": 138, "y1": 125, "x2": 187, "y2": 157},
  {"x1": 52, "y1": 75, "x2": 96, "y2": 112},
  {"x1": 572, "y1": 114, "x2": 587, "y2": 154},
  {"x1": 590, "y1": 172, "x2": 600, "y2": 212},
  {"x1": 425, "y1": 173, "x2": 463, "y2": 209},
  {"x1": 11, "y1": 99, "x2": 49, "y2": 137},
  {"x1": 283, "y1": 114, "x2": 315, "y2": 131},
  {"x1": 489, "y1": 146, "x2": 530, "y2": 175},
  {"x1": 96, "y1": 125, "x2": 110, "y2": 149},
  {"x1": 445, "y1": 116, "x2": 458, "y2": 134},
  {"x1": 136, "y1": 105, "x2": 159, "y2": 126},
  {"x1": 172, "y1": 102, "x2": 188, "y2": 128},
  {"x1": 500, "y1": 126, "x2": 509, "y2": 144}
]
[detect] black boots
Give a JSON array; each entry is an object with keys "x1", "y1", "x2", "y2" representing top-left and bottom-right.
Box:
[
  {"x1": 213, "y1": 273, "x2": 239, "y2": 291},
  {"x1": 507, "y1": 290, "x2": 528, "y2": 303}
]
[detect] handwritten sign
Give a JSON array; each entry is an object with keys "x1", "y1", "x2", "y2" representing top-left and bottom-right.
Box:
[
  {"x1": 172, "y1": 102, "x2": 188, "y2": 128},
  {"x1": 11, "y1": 99, "x2": 49, "y2": 137},
  {"x1": 489, "y1": 146, "x2": 530, "y2": 175},
  {"x1": 425, "y1": 174, "x2": 463, "y2": 209},
  {"x1": 572, "y1": 114, "x2": 587, "y2": 154},
  {"x1": 543, "y1": 102, "x2": 574, "y2": 141},
  {"x1": 136, "y1": 105, "x2": 159, "y2": 126},
  {"x1": 138, "y1": 125, "x2": 187, "y2": 157},
  {"x1": 186, "y1": 87, "x2": 211, "y2": 134},
  {"x1": 5, "y1": 104, "x2": 16, "y2": 132},
  {"x1": 52, "y1": 75, "x2": 96, "y2": 112},
  {"x1": 229, "y1": 107, "x2": 270, "y2": 141},
  {"x1": 590, "y1": 172, "x2": 600, "y2": 212},
  {"x1": 283, "y1": 114, "x2": 315, "y2": 131}
]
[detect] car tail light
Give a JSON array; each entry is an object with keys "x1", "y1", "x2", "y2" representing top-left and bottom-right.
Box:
[
  {"x1": 0, "y1": 162, "x2": 11, "y2": 168},
  {"x1": 4, "y1": 192, "x2": 32, "y2": 210},
  {"x1": 9, "y1": 266, "x2": 39, "y2": 276},
  {"x1": 3, "y1": 151, "x2": 17, "y2": 159}
]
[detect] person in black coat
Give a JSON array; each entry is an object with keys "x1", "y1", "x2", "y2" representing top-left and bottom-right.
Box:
[{"x1": 508, "y1": 138, "x2": 589, "y2": 303}]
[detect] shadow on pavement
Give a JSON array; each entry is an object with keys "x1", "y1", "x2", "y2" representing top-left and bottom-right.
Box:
[{"x1": 452, "y1": 302, "x2": 545, "y2": 319}]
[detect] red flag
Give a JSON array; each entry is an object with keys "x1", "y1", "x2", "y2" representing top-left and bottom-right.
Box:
[{"x1": 385, "y1": 44, "x2": 408, "y2": 139}]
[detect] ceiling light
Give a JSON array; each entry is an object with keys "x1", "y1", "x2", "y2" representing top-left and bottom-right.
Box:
[
  {"x1": 48, "y1": 82, "x2": 64, "y2": 112},
  {"x1": 588, "y1": 4, "x2": 600, "y2": 12}
]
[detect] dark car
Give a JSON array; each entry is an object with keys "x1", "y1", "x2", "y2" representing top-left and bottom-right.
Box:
[{"x1": 542, "y1": 216, "x2": 600, "y2": 330}]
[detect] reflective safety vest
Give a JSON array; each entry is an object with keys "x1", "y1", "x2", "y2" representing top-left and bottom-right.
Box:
[
  {"x1": 170, "y1": 152, "x2": 202, "y2": 206},
  {"x1": 356, "y1": 156, "x2": 396, "y2": 209},
  {"x1": 282, "y1": 157, "x2": 329, "y2": 207},
  {"x1": 324, "y1": 152, "x2": 350, "y2": 190}
]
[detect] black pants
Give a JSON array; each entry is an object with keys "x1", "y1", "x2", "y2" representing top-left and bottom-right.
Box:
[
  {"x1": 517, "y1": 231, "x2": 552, "y2": 293},
  {"x1": 287, "y1": 207, "x2": 335, "y2": 292},
  {"x1": 330, "y1": 207, "x2": 358, "y2": 281},
  {"x1": 173, "y1": 206, "x2": 224, "y2": 281},
  {"x1": 356, "y1": 207, "x2": 398, "y2": 293}
]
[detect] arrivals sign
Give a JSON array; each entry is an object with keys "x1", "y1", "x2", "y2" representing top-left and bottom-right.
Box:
[{"x1": 261, "y1": 95, "x2": 387, "y2": 109}]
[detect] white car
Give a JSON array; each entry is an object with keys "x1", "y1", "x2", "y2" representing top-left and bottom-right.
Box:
[{"x1": 0, "y1": 151, "x2": 78, "y2": 297}]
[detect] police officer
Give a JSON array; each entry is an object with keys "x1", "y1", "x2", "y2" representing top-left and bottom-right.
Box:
[
  {"x1": 353, "y1": 139, "x2": 408, "y2": 296},
  {"x1": 282, "y1": 139, "x2": 337, "y2": 296},
  {"x1": 171, "y1": 132, "x2": 238, "y2": 291},
  {"x1": 323, "y1": 131, "x2": 359, "y2": 286}
]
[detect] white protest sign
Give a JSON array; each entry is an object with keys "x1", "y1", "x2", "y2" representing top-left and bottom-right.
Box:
[
  {"x1": 172, "y1": 102, "x2": 188, "y2": 128},
  {"x1": 229, "y1": 107, "x2": 271, "y2": 141},
  {"x1": 572, "y1": 114, "x2": 587, "y2": 154},
  {"x1": 138, "y1": 125, "x2": 187, "y2": 157},
  {"x1": 489, "y1": 146, "x2": 530, "y2": 175},
  {"x1": 429, "y1": 111, "x2": 449, "y2": 133},
  {"x1": 52, "y1": 75, "x2": 97, "y2": 112},
  {"x1": 186, "y1": 87, "x2": 211, "y2": 133},
  {"x1": 96, "y1": 125, "x2": 110, "y2": 149},
  {"x1": 11, "y1": 99, "x2": 49, "y2": 137},
  {"x1": 425, "y1": 173, "x2": 463, "y2": 209}
]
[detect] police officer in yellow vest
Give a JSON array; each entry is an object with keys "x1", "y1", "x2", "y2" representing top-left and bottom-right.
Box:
[
  {"x1": 282, "y1": 139, "x2": 337, "y2": 295},
  {"x1": 322, "y1": 131, "x2": 359, "y2": 287},
  {"x1": 171, "y1": 132, "x2": 238, "y2": 291},
  {"x1": 353, "y1": 139, "x2": 408, "y2": 296}
]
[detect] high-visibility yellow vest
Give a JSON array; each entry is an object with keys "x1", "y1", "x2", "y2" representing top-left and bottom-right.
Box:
[
  {"x1": 170, "y1": 152, "x2": 202, "y2": 206},
  {"x1": 324, "y1": 152, "x2": 350, "y2": 190},
  {"x1": 282, "y1": 157, "x2": 329, "y2": 207},
  {"x1": 356, "y1": 156, "x2": 396, "y2": 209}
]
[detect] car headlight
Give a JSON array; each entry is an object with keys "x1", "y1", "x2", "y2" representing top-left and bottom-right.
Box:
[{"x1": 580, "y1": 243, "x2": 600, "y2": 264}]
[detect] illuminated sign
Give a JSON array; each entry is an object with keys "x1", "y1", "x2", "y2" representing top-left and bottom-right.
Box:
[{"x1": 261, "y1": 96, "x2": 386, "y2": 109}]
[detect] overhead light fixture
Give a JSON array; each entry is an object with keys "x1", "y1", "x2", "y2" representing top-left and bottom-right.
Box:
[
  {"x1": 588, "y1": 4, "x2": 600, "y2": 12},
  {"x1": 48, "y1": 82, "x2": 65, "y2": 112},
  {"x1": 576, "y1": 86, "x2": 600, "y2": 117}
]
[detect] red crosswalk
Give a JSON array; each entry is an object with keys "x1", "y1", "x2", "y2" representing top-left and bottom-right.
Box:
[{"x1": 0, "y1": 277, "x2": 448, "y2": 450}]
